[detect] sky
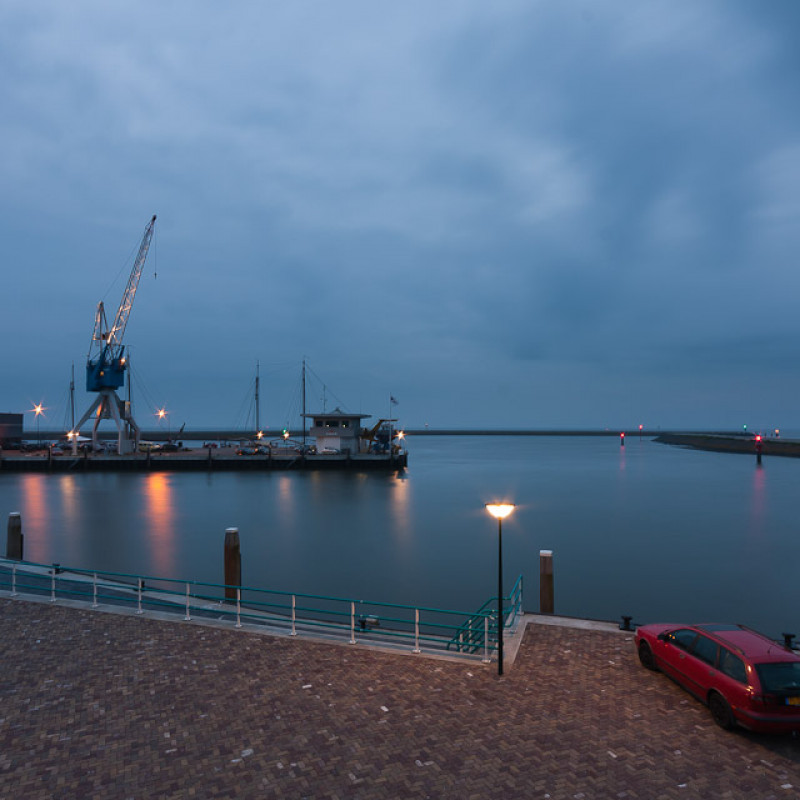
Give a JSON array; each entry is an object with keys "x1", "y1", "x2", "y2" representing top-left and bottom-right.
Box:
[{"x1": 2, "y1": 1, "x2": 800, "y2": 434}]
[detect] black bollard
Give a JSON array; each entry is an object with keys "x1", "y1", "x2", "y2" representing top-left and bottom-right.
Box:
[
  {"x1": 620, "y1": 615, "x2": 633, "y2": 631},
  {"x1": 539, "y1": 550, "x2": 554, "y2": 614},
  {"x1": 7, "y1": 512, "x2": 23, "y2": 560},
  {"x1": 782, "y1": 632, "x2": 796, "y2": 650},
  {"x1": 224, "y1": 527, "x2": 241, "y2": 601}
]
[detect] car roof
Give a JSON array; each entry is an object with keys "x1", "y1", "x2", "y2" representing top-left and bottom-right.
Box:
[{"x1": 693, "y1": 623, "x2": 799, "y2": 662}]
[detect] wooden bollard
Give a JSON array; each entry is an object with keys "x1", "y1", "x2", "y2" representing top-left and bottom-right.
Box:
[
  {"x1": 539, "y1": 549, "x2": 554, "y2": 614},
  {"x1": 224, "y1": 527, "x2": 241, "y2": 600},
  {"x1": 7, "y1": 512, "x2": 23, "y2": 560}
]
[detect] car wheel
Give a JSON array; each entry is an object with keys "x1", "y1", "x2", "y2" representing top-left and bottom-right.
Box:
[
  {"x1": 708, "y1": 691, "x2": 735, "y2": 730},
  {"x1": 638, "y1": 641, "x2": 657, "y2": 671}
]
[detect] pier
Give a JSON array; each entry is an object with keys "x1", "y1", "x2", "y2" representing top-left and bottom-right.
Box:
[{"x1": 2, "y1": 595, "x2": 798, "y2": 798}]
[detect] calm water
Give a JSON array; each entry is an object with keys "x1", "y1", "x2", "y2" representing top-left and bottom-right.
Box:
[{"x1": 1, "y1": 436, "x2": 798, "y2": 636}]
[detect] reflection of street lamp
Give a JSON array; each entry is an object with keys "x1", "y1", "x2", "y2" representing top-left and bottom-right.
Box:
[
  {"x1": 33, "y1": 403, "x2": 45, "y2": 448},
  {"x1": 485, "y1": 503, "x2": 515, "y2": 676}
]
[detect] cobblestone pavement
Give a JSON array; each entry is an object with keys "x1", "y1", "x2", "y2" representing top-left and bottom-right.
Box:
[{"x1": 1, "y1": 598, "x2": 798, "y2": 799}]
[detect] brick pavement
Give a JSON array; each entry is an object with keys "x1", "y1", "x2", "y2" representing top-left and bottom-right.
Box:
[{"x1": 1, "y1": 598, "x2": 798, "y2": 799}]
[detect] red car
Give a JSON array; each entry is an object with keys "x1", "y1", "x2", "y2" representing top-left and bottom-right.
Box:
[{"x1": 635, "y1": 623, "x2": 800, "y2": 734}]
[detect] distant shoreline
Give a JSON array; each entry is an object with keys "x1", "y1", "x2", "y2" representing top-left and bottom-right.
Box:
[{"x1": 15, "y1": 427, "x2": 749, "y2": 441}]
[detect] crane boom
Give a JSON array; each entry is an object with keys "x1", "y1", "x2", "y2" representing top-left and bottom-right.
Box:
[{"x1": 108, "y1": 214, "x2": 157, "y2": 353}]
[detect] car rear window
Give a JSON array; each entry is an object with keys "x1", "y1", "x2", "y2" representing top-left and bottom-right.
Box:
[
  {"x1": 719, "y1": 648, "x2": 747, "y2": 684},
  {"x1": 755, "y1": 662, "x2": 800, "y2": 694}
]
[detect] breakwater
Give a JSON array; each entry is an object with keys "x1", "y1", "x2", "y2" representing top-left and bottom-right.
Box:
[{"x1": 655, "y1": 433, "x2": 800, "y2": 458}]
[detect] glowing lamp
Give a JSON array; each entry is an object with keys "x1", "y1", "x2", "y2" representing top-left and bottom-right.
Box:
[{"x1": 485, "y1": 503, "x2": 515, "y2": 520}]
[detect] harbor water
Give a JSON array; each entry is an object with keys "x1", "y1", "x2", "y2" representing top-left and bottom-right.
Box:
[{"x1": 1, "y1": 436, "x2": 798, "y2": 636}]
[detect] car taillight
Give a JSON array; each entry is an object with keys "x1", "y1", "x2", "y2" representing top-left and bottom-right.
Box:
[{"x1": 752, "y1": 693, "x2": 780, "y2": 706}]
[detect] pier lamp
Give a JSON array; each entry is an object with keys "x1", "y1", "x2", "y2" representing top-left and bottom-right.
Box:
[
  {"x1": 485, "y1": 503, "x2": 515, "y2": 676},
  {"x1": 33, "y1": 403, "x2": 45, "y2": 448}
]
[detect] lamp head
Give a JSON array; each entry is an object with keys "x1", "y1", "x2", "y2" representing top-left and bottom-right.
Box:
[{"x1": 485, "y1": 503, "x2": 515, "y2": 520}]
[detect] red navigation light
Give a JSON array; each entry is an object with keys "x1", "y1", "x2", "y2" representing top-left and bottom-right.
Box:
[
  {"x1": 620, "y1": 432, "x2": 625, "y2": 439},
  {"x1": 755, "y1": 434, "x2": 762, "y2": 443},
  {"x1": 638, "y1": 424, "x2": 643, "y2": 431}
]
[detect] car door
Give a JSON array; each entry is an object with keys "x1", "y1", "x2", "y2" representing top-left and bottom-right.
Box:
[
  {"x1": 657, "y1": 628, "x2": 700, "y2": 691},
  {"x1": 684, "y1": 633, "x2": 720, "y2": 699}
]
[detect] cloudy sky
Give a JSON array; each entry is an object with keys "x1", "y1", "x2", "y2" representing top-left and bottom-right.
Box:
[{"x1": 2, "y1": 1, "x2": 800, "y2": 433}]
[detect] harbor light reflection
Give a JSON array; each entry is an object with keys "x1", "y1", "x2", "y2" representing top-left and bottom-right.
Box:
[{"x1": 142, "y1": 473, "x2": 176, "y2": 577}]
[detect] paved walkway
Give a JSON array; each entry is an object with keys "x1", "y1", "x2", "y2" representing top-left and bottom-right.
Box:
[{"x1": 1, "y1": 597, "x2": 798, "y2": 799}]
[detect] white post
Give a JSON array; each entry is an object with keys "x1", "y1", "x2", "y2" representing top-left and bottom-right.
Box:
[
  {"x1": 137, "y1": 578, "x2": 143, "y2": 614},
  {"x1": 483, "y1": 616, "x2": 490, "y2": 663},
  {"x1": 291, "y1": 595, "x2": 297, "y2": 636},
  {"x1": 11, "y1": 564, "x2": 16, "y2": 596},
  {"x1": 184, "y1": 583, "x2": 191, "y2": 621},
  {"x1": 50, "y1": 569, "x2": 56, "y2": 603},
  {"x1": 413, "y1": 608, "x2": 421, "y2": 653},
  {"x1": 350, "y1": 601, "x2": 356, "y2": 644},
  {"x1": 236, "y1": 588, "x2": 242, "y2": 628},
  {"x1": 92, "y1": 573, "x2": 98, "y2": 608}
]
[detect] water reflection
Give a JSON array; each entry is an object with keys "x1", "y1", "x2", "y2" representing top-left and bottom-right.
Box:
[
  {"x1": 389, "y1": 472, "x2": 411, "y2": 539},
  {"x1": 277, "y1": 474, "x2": 295, "y2": 523},
  {"x1": 749, "y1": 463, "x2": 767, "y2": 540},
  {"x1": 20, "y1": 474, "x2": 49, "y2": 563},
  {"x1": 142, "y1": 473, "x2": 176, "y2": 576}
]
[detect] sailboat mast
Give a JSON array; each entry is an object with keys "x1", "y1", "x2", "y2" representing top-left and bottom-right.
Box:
[
  {"x1": 255, "y1": 361, "x2": 260, "y2": 433},
  {"x1": 302, "y1": 359, "x2": 306, "y2": 450},
  {"x1": 69, "y1": 363, "x2": 75, "y2": 431}
]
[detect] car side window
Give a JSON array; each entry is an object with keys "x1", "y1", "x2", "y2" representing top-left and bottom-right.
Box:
[
  {"x1": 719, "y1": 648, "x2": 747, "y2": 684},
  {"x1": 666, "y1": 629, "x2": 698, "y2": 652},
  {"x1": 691, "y1": 634, "x2": 718, "y2": 667}
]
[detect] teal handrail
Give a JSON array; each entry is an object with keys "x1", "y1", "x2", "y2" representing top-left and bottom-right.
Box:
[
  {"x1": 446, "y1": 574, "x2": 523, "y2": 654},
  {"x1": 0, "y1": 557, "x2": 516, "y2": 659}
]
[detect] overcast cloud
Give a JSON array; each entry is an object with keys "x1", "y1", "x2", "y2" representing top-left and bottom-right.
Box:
[{"x1": 2, "y1": 1, "x2": 800, "y2": 432}]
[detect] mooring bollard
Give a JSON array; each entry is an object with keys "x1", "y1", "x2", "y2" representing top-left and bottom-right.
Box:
[
  {"x1": 7, "y1": 512, "x2": 23, "y2": 560},
  {"x1": 224, "y1": 527, "x2": 241, "y2": 601},
  {"x1": 539, "y1": 550, "x2": 554, "y2": 614}
]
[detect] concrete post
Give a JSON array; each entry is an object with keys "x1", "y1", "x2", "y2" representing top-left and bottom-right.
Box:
[
  {"x1": 7, "y1": 512, "x2": 23, "y2": 560},
  {"x1": 224, "y1": 527, "x2": 241, "y2": 601},
  {"x1": 539, "y1": 549, "x2": 554, "y2": 614}
]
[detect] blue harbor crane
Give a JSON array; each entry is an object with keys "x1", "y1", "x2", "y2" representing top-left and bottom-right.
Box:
[{"x1": 72, "y1": 215, "x2": 157, "y2": 454}]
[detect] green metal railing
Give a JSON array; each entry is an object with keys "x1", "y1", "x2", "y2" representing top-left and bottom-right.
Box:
[
  {"x1": 0, "y1": 557, "x2": 511, "y2": 660},
  {"x1": 447, "y1": 575, "x2": 524, "y2": 655}
]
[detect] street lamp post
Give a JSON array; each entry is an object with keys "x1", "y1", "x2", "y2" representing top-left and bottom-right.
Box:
[
  {"x1": 485, "y1": 503, "x2": 515, "y2": 676},
  {"x1": 33, "y1": 403, "x2": 45, "y2": 449}
]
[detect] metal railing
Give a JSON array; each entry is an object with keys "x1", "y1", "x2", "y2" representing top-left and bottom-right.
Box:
[
  {"x1": 447, "y1": 574, "x2": 524, "y2": 656},
  {"x1": 0, "y1": 557, "x2": 502, "y2": 661}
]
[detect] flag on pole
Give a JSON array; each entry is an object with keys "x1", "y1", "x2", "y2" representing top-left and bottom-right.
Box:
[{"x1": 390, "y1": 396, "x2": 398, "y2": 405}]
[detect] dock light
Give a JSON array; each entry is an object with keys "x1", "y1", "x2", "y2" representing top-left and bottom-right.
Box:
[
  {"x1": 397, "y1": 430, "x2": 405, "y2": 440},
  {"x1": 775, "y1": 429, "x2": 780, "y2": 438},
  {"x1": 755, "y1": 434, "x2": 762, "y2": 442},
  {"x1": 32, "y1": 403, "x2": 45, "y2": 447},
  {"x1": 485, "y1": 503, "x2": 515, "y2": 676},
  {"x1": 620, "y1": 432, "x2": 625, "y2": 446},
  {"x1": 283, "y1": 430, "x2": 290, "y2": 440},
  {"x1": 256, "y1": 430, "x2": 264, "y2": 440}
]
